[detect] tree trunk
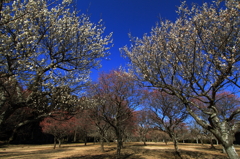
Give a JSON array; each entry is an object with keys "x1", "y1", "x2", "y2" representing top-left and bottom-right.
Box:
[
  {"x1": 100, "y1": 136, "x2": 104, "y2": 152},
  {"x1": 172, "y1": 136, "x2": 182, "y2": 158},
  {"x1": 223, "y1": 145, "x2": 239, "y2": 159},
  {"x1": 8, "y1": 128, "x2": 17, "y2": 143},
  {"x1": 116, "y1": 139, "x2": 122, "y2": 159},
  {"x1": 164, "y1": 140, "x2": 168, "y2": 145},
  {"x1": 201, "y1": 138, "x2": 203, "y2": 145},
  {"x1": 173, "y1": 137, "x2": 179, "y2": 153},
  {"x1": 222, "y1": 145, "x2": 226, "y2": 154},
  {"x1": 186, "y1": 102, "x2": 239, "y2": 159},
  {"x1": 196, "y1": 138, "x2": 198, "y2": 144},
  {"x1": 83, "y1": 132, "x2": 87, "y2": 146},
  {"x1": 143, "y1": 135, "x2": 147, "y2": 146},
  {"x1": 107, "y1": 139, "x2": 110, "y2": 146},
  {"x1": 53, "y1": 136, "x2": 57, "y2": 149},
  {"x1": 73, "y1": 130, "x2": 77, "y2": 142},
  {"x1": 103, "y1": 137, "x2": 110, "y2": 146},
  {"x1": 212, "y1": 121, "x2": 239, "y2": 159},
  {"x1": 143, "y1": 140, "x2": 147, "y2": 146},
  {"x1": 195, "y1": 120, "x2": 239, "y2": 159},
  {"x1": 58, "y1": 139, "x2": 61, "y2": 148},
  {"x1": 210, "y1": 135, "x2": 215, "y2": 149},
  {"x1": 84, "y1": 139, "x2": 87, "y2": 146},
  {"x1": 116, "y1": 133, "x2": 123, "y2": 159}
]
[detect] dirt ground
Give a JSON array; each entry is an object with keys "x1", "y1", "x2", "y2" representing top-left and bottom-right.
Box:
[{"x1": 0, "y1": 142, "x2": 239, "y2": 159}]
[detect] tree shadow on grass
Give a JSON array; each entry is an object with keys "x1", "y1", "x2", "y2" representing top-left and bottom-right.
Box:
[
  {"x1": 61, "y1": 149, "x2": 227, "y2": 159},
  {"x1": 180, "y1": 149, "x2": 226, "y2": 159},
  {"x1": 61, "y1": 153, "x2": 144, "y2": 159},
  {"x1": 195, "y1": 146, "x2": 222, "y2": 152},
  {"x1": 104, "y1": 147, "x2": 116, "y2": 152},
  {"x1": 0, "y1": 148, "x2": 69, "y2": 158},
  {"x1": 130, "y1": 148, "x2": 227, "y2": 159},
  {"x1": 62, "y1": 144, "x2": 95, "y2": 149},
  {"x1": 0, "y1": 144, "x2": 8, "y2": 148}
]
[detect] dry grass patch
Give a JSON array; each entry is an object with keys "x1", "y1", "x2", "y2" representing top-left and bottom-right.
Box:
[{"x1": 0, "y1": 142, "x2": 239, "y2": 159}]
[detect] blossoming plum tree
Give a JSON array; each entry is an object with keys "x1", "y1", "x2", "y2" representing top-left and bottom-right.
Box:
[
  {"x1": 121, "y1": 1, "x2": 240, "y2": 158},
  {"x1": 0, "y1": 0, "x2": 112, "y2": 139}
]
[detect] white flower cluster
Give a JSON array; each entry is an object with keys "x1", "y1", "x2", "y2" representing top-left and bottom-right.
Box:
[
  {"x1": 0, "y1": 0, "x2": 112, "y2": 112},
  {"x1": 121, "y1": 0, "x2": 240, "y2": 93}
]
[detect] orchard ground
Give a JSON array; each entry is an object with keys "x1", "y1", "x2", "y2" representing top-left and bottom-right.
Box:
[{"x1": 0, "y1": 142, "x2": 239, "y2": 159}]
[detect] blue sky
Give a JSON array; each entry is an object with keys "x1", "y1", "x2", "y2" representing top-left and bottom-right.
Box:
[{"x1": 76, "y1": 0, "x2": 213, "y2": 81}]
